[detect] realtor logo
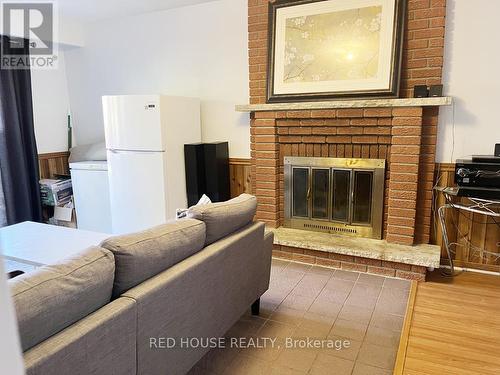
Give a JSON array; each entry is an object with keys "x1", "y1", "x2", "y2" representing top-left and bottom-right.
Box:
[{"x1": 1, "y1": 1, "x2": 58, "y2": 69}]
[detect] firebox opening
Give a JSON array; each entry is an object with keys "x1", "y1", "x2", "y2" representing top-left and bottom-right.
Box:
[{"x1": 284, "y1": 157, "x2": 386, "y2": 240}]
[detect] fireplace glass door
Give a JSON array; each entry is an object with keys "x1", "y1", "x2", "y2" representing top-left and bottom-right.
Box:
[
  {"x1": 292, "y1": 167, "x2": 309, "y2": 218},
  {"x1": 285, "y1": 157, "x2": 385, "y2": 239},
  {"x1": 292, "y1": 167, "x2": 374, "y2": 225},
  {"x1": 352, "y1": 171, "x2": 373, "y2": 224},
  {"x1": 332, "y1": 169, "x2": 351, "y2": 223},
  {"x1": 311, "y1": 168, "x2": 329, "y2": 220}
]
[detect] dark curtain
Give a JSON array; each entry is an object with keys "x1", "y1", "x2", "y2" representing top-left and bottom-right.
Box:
[{"x1": 0, "y1": 35, "x2": 42, "y2": 224}]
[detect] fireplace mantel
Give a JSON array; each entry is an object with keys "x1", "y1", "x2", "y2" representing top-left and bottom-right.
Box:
[{"x1": 236, "y1": 96, "x2": 452, "y2": 112}]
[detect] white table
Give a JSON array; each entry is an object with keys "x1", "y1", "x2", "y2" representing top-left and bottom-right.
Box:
[{"x1": 1, "y1": 221, "x2": 111, "y2": 273}]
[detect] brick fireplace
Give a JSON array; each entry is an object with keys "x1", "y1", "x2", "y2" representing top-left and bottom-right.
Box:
[
  {"x1": 241, "y1": 103, "x2": 446, "y2": 280},
  {"x1": 246, "y1": 0, "x2": 447, "y2": 244},
  {"x1": 239, "y1": 0, "x2": 448, "y2": 279},
  {"x1": 250, "y1": 105, "x2": 439, "y2": 246}
]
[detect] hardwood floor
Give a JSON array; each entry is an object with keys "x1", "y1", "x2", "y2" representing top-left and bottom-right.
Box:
[{"x1": 397, "y1": 271, "x2": 500, "y2": 375}]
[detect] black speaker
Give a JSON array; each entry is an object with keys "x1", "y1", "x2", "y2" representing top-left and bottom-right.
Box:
[
  {"x1": 429, "y1": 84, "x2": 443, "y2": 97},
  {"x1": 413, "y1": 85, "x2": 428, "y2": 98},
  {"x1": 495, "y1": 143, "x2": 500, "y2": 157},
  {"x1": 203, "y1": 142, "x2": 230, "y2": 203},
  {"x1": 184, "y1": 143, "x2": 206, "y2": 207},
  {"x1": 184, "y1": 142, "x2": 230, "y2": 207}
]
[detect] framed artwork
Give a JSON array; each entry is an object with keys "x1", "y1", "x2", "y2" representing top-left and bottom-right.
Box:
[{"x1": 267, "y1": 0, "x2": 406, "y2": 102}]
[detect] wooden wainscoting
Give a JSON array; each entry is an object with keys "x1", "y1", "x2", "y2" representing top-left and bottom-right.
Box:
[
  {"x1": 39, "y1": 153, "x2": 251, "y2": 197},
  {"x1": 38, "y1": 151, "x2": 70, "y2": 179},
  {"x1": 431, "y1": 163, "x2": 500, "y2": 272},
  {"x1": 229, "y1": 158, "x2": 252, "y2": 198}
]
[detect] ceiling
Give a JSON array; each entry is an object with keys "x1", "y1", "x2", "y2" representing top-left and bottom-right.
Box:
[{"x1": 58, "y1": 0, "x2": 219, "y2": 23}]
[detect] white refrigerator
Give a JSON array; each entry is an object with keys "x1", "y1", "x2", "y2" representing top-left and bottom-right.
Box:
[{"x1": 103, "y1": 95, "x2": 201, "y2": 234}]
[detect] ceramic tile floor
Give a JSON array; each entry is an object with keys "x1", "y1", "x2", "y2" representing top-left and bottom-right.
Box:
[{"x1": 190, "y1": 259, "x2": 411, "y2": 375}]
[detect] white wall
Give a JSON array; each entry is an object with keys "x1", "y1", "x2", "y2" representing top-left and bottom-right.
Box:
[
  {"x1": 58, "y1": 15, "x2": 85, "y2": 48},
  {"x1": 64, "y1": 0, "x2": 250, "y2": 157},
  {"x1": 31, "y1": 50, "x2": 71, "y2": 153},
  {"x1": 437, "y1": 0, "x2": 500, "y2": 162}
]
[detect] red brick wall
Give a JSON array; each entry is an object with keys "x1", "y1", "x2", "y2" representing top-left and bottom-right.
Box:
[
  {"x1": 248, "y1": 0, "x2": 447, "y2": 245},
  {"x1": 387, "y1": 107, "x2": 423, "y2": 244},
  {"x1": 401, "y1": 1, "x2": 447, "y2": 244},
  {"x1": 399, "y1": 0, "x2": 447, "y2": 97}
]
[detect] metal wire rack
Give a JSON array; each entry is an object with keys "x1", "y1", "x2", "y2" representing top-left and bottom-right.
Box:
[{"x1": 435, "y1": 187, "x2": 500, "y2": 276}]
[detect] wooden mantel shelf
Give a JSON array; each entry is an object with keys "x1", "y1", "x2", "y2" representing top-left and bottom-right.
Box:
[{"x1": 236, "y1": 96, "x2": 452, "y2": 112}]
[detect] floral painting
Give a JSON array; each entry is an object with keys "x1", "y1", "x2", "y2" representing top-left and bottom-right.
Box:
[
  {"x1": 268, "y1": 0, "x2": 405, "y2": 102},
  {"x1": 284, "y1": 7, "x2": 382, "y2": 83}
]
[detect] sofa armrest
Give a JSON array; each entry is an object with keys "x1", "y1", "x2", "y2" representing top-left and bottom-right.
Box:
[
  {"x1": 264, "y1": 231, "x2": 274, "y2": 251},
  {"x1": 260, "y1": 230, "x2": 274, "y2": 294},
  {"x1": 23, "y1": 298, "x2": 137, "y2": 375}
]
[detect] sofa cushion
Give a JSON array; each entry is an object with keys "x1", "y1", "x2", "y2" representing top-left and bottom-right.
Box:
[
  {"x1": 187, "y1": 194, "x2": 257, "y2": 245},
  {"x1": 101, "y1": 219, "x2": 206, "y2": 297},
  {"x1": 9, "y1": 246, "x2": 115, "y2": 352}
]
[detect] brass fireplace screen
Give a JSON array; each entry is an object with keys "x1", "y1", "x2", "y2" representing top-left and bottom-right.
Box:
[{"x1": 284, "y1": 157, "x2": 386, "y2": 239}]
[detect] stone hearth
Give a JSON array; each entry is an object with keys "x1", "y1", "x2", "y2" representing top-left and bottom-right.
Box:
[{"x1": 269, "y1": 227, "x2": 441, "y2": 282}]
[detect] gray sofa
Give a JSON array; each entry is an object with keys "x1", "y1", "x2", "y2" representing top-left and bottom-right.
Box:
[{"x1": 9, "y1": 194, "x2": 273, "y2": 375}]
